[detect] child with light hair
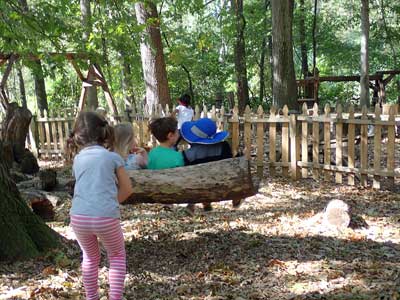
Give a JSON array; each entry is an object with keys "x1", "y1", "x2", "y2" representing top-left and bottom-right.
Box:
[{"x1": 113, "y1": 123, "x2": 148, "y2": 170}]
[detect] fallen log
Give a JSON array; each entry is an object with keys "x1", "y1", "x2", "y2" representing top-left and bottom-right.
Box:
[{"x1": 123, "y1": 157, "x2": 258, "y2": 205}]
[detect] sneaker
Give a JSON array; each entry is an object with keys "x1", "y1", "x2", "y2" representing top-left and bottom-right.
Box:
[
  {"x1": 202, "y1": 203, "x2": 213, "y2": 212},
  {"x1": 232, "y1": 199, "x2": 243, "y2": 208}
]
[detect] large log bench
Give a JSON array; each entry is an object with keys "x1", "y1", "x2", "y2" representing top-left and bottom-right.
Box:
[{"x1": 123, "y1": 157, "x2": 258, "y2": 205}]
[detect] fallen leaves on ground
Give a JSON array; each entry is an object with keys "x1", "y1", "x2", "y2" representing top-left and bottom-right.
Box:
[{"x1": 1, "y1": 173, "x2": 400, "y2": 300}]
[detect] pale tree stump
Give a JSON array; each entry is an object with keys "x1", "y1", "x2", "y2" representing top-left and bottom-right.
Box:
[
  {"x1": 123, "y1": 157, "x2": 258, "y2": 205},
  {"x1": 323, "y1": 199, "x2": 351, "y2": 230}
]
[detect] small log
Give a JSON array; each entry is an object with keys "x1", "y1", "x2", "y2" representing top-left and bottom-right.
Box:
[
  {"x1": 20, "y1": 190, "x2": 55, "y2": 221},
  {"x1": 39, "y1": 169, "x2": 57, "y2": 191},
  {"x1": 123, "y1": 157, "x2": 258, "y2": 205},
  {"x1": 323, "y1": 199, "x2": 351, "y2": 230}
]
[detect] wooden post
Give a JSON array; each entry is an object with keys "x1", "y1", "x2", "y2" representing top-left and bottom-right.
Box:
[
  {"x1": 29, "y1": 115, "x2": 39, "y2": 158},
  {"x1": 231, "y1": 106, "x2": 240, "y2": 157},
  {"x1": 335, "y1": 104, "x2": 343, "y2": 184},
  {"x1": 269, "y1": 106, "x2": 277, "y2": 176},
  {"x1": 312, "y1": 103, "x2": 320, "y2": 179},
  {"x1": 360, "y1": 105, "x2": 368, "y2": 186},
  {"x1": 50, "y1": 111, "x2": 58, "y2": 159},
  {"x1": 373, "y1": 104, "x2": 381, "y2": 189},
  {"x1": 323, "y1": 104, "x2": 331, "y2": 181},
  {"x1": 256, "y1": 106, "x2": 264, "y2": 178},
  {"x1": 387, "y1": 105, "x2": 395, "y2": 189},
  {"x1": 43, "y1": 110, "x2": 51, "y2": 159},
  {"x1": 244, "y1": 105, "x2": 251, "y2": 160},
  {"x1": 347, "y1": 105, "x2": 356, "y2": 185},
  {"x1": 282, "y1": 106, "x2": 289, "y2": 177},
  {"x1": 301, "y1": 103, "x2": 308, "y2": 178},
  {"x1": 290, "y1": 112, "x2": 299, "y2": 180}
]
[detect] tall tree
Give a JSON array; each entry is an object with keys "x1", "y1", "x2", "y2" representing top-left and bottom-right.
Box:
[
  {"x1": 360, "y1": 0, "x2": 370, "y2": 107},
  {"x1": 19, "y1": 0, "x2": 49, "y2": 116},
  {"x1": 271, "y1": 0, "x2": 298, "y2": 110},
  {"x1": 17, "y1": 65, "x2": 27, "y2": 109},
  {"x1": 258, "y1": 0, "x2": 268, "y2": 104},
  {"x1": 299, "y1": 0, "x2": 309, "y2": 79},
  {"x1": 80, "y1": 0, "x2": 98, "y2": 110},
  {"x1": 135, "y1": 1, "x2": 171, "y2": 109},
  {"x1": 231, "y1": 0, "x2": 250, "y2": 113},
  {"x1": 0, "y1": 141, "x2": 60, "y2": 260}
]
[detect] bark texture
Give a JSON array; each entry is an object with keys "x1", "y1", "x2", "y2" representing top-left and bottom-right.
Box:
[
  {"x1": 0, "y1": 142, "x2": 60, "y2": 261},
  {"x1": 123, "y1": 157, "x2": 258, "y2": 205},
  {"x1": 135, "y1": 1, "x2": 171, "y2": 109},
  {"x1": 271, "y1": 0, "x2": 298, "y2": 110},
  {"x1": 360, "y1": 0, "x2": 370, "y2": 107}
]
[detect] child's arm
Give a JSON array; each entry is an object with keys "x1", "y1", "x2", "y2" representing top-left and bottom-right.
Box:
[
  {"x1": 130, "y1": 147, "x2": 148, "y2": 168},
  {"x1": 116, "y1": 166, "x2": 134, "y2": 203}
]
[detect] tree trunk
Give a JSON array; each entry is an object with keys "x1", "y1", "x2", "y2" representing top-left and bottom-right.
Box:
[
  {"x1": 17, "y1": 65, "x2": 27, "y2": 109},
  {"x1": 360, "y1": 0, "x2": 370, "y2": 108},
  {"x1": 258, "y1": 0, "x2": 269, "y2": 104},
  {"x1": 231, "y1": 0, "x2": 250, "y2": 114},
  {"x1": 135, "y1": 1, "x2": 171, "y2": 109},
  {"x1": 120, "y1": 52, "x2": 136, "y2": 111},
  {"x1": 1, "y1": 102, "x2": 32, "y2": 163},
  {"x1": 0, "y1": 142, "x2": 60, "y2": 261},
  {"x1": 33, "y1": 61, "x2": 48, "y2": 116},
  {"x1": 271, "y1": 0, "x2": 298, "y2": 110},
  {"x1": 123, "y1": 157, "x2": 257, "y2": 205},
  {"x1": 80, "y1": 0, "x2": 98, "y2": 110},
  {"x1": 299, "y1": 0, "x2": 309, "y2": 79}
]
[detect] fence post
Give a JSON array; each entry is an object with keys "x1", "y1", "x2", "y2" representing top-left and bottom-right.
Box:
[
  {"x1": 312, "y1": 103, "x2": 319, "y2": 179},
  {"x1": 347, "y1": 105, "x2": 356, "y2": 185},
  {"x1": 29, "y1": 115, "x2": 39, "y2": 158},
  {"x1": 269, "y1": 106, "x2": 277, "y2": 176},
  {"x1": 256, "y1": 105, "x2": 264, "y2": 178},
  {"x1": 373, "y1": 104, "x2": 382, "y2": 189},
  {"x1": 387, "y1": 105, "x2": 395, "y2": 189},
  {"x1": 323, "y1": 104, "x2": 331, "y2": 181},
  {"x1": 244, "y1": 105, "x2": 252, "y2": 160},
  {"x1": 360, "y1": 105, "x2": 368, "y2": 187},
  {"x1": 335, "y1": 103, "x2": 343, "y2": 184},
  {"x1": 230, "y1": 106, "x2": 240, "y2": 157},
  {"x1": 301, "y1": 103, "x2": 308, "y2": 178},
  {"x1": 282, "y1": 106, "x2": 289, "y2": 177},
  {"x1": 290, "y1": 112, "x2": 299, "y2": 180}
]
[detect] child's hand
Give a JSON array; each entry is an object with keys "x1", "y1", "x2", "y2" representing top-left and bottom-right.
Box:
[{"x1": 130, "y1": 146, "x2": 146, "y2": 154}]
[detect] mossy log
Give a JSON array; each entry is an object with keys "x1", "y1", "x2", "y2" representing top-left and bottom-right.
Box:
[{"x1": 123, "y1": 157, "x2": 258, "y2": 205}]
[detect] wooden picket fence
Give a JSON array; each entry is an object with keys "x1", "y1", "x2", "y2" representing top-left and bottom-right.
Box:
[{"x1": 29, "y1": 103, "x2": 400, "y2": 189}]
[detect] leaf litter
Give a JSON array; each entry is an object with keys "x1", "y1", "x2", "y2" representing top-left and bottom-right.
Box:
[{"x1": 1, "y1": 172, "x2": 400, "y2": 300}]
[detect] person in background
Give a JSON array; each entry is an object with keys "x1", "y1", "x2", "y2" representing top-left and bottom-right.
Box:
[
  {"x1": 181, "y1": 117, "x2": 242, "y2": 214},
  {"x1": 69, "y1": 112, "x2": 133, "y2": 300},
  {"x1": 174, "y1": 93, "x2": 194, "y2": 149},
  {"x1": 113, "y1": 122, "x2": 148, "y2": 170}
]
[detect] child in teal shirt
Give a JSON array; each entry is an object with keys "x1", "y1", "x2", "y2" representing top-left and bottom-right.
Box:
[{"x1": 147, "y1": 117, "x2": 184, "y2": 170}]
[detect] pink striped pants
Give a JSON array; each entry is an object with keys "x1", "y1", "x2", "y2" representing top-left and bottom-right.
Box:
[{"x1": 71, "y1": 215, "x2": 126, "y2": 300}]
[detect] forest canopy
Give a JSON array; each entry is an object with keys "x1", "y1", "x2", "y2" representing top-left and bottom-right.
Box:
[{"x1": 1, "y1": 0, "x2": 400, "y2": 116}]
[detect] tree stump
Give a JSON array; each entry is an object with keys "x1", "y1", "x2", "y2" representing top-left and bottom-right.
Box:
[
  {"x1": 323, "y1": 199, "x2": 351, "y2": 230},
  {"x1": 20, "y1": 190, "x2": 55, "y2": 221},
  {"x1": 123, "y1": 157, "x2": 258, "y2": 205},
  {"x1": 39, "y1": 169, "x2": 57, "y2": 191},
  {"x1": 20, "y1": 150, "x2": 39, "y2": 175}
]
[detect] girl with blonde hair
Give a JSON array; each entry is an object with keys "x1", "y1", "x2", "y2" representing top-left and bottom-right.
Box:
[{"x1": 113, "y1": 123, "x2": 148, "y2": 170}]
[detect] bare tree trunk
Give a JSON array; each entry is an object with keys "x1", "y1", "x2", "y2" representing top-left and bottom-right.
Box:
[
  {"x1": 271, "y1": 0, "x2": 298, "y2": 110},
  {"x1": 80, "y1": 0, "x2": 98, "y2": 110},
  {"x1": 135, "y1": 1, "x2": 171, "y2": 109},
  {"x1": 360, "y1": 0, "x2": 370, "y2": 108},
  {"x1": 33, "y1": 60, "x2": 48, "y2": 116},
  {"x1": 312, "y1": 0, "x2": 317, "y2": 74},
  {"x1": 299, "y1": 0, "x2": 309, "y2": 79},
  {"x1": 120, "y1": 53, "x2": 136, "y2": 111},
  {"x1": 231, "y1": 0, "x2": 250, "y2": 113},
  {"x1": 379, "y1": 0, "x2": 400, "y2": 105},
  {"x1": 258, "y1": 0, "x2": 269, "y2": 104},
  {"x1": 18, "y1": 0, "x2": 48, "y2": 116},
  {"x1": 17, "y1": 66, "x2": 27, "y2": 109},
  {"x1": 0, "y1": 141, "x2": 60, "y2": 261}
]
